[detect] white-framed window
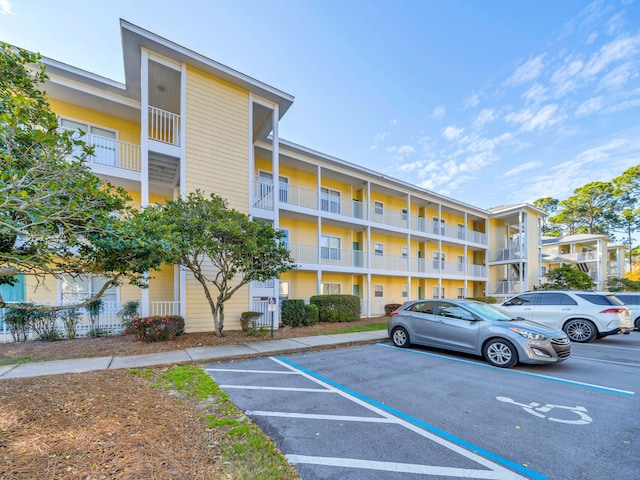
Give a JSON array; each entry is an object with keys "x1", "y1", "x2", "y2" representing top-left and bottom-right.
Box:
[
  {"x1": 457, "y1": 255, "x2": 465, "y2": 273},
  {"x1": 374, "y1": 243, "x2": 384, "y2": 256},
  {"x1": 432, "y1": 217, "x2": 445, "y2": 235},
  {"x1": 61, "y1": 274, "x2": 118, "y2": 306},
  {"x1": 432, "y1": 286, "x2": 445, "y2": 299},
  {"x1": 279, "y1": 228, "x2": 289, "y2": 250},
  {"x1": 541, "y1": 265, "x2": 548, "y2": 276},
  {"x1": 320, "y1": 235, "x2": 341, "y2": 261},
  {"x1": 374, "y1": 284, "x2": 384, "y2": 298},
  {"x1": 258, "y1": 171, "x2": 288, "y2": 204},
  {"x1": 401, "y1": 285, "x2": 408, "y2": 298},
  {"x1": 432, "y1": 251, "x2": 445, "y2": 270},
  {"x1": 279, "y1": 281, "x2": 290, "y2": 299},
  {"x1": 321, "y1": 283, "x2": 341, "y2": 295},
  {"x1": 457, "y1": 223, "x2": 466, "y2": 240},
  {"x1": 457, "y1": 287, "x2": 465, "y2": 299},
  {"x1": 402, "y1": 208, "x2": 408, "y2": 221},
  {"x1": 374, "y1": 201, "x2": 384, "y2": 216},
  {"x1": 401, "y1": 246, "x2": 408, "y2": 259},
  {"x1": 320, "y1": 187, "x2": 341, "y2": 214},
  {"x1": 60, "y1": 118, "x2": 118, "y2": 166}
]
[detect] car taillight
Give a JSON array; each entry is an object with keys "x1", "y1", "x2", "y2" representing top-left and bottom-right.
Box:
[
  {"x1": 601, "y1": 308, "x2": 626, "y2": 314},
  {"x1": 390, "y1": 311, "x2": 398, "y2": 317}
]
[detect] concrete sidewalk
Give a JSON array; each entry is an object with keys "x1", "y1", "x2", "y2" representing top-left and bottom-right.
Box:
[{"x1": 0, "y1": 330, "x2": 389, "y2": 380}]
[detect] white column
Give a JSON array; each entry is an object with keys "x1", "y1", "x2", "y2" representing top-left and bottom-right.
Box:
[{"x1": 140, "y1": 49, "x2": 150, "y2": 317}]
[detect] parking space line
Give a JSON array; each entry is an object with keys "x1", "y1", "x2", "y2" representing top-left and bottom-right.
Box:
[
  {"x1": 571, "y1": 356, "x2": 640, "y2": 368},
  {"x1": 274, "y1": 356, "x2": 545, "y2": 480},
  {"x1": 375, "y1": 343, "x2": 635, "y2": 397},
  {"x1": 205, "y1": 368, "x2": 298, "y2": 374},
  {"x1": 218, "y1": 385, "x2": 332, "y2": 393},
  {"x1": 286, "y1": 455, "x2": 521, "y2": 479},
  {"x1": 246, "y1": 411, "x2": 396, "y2": 423}
]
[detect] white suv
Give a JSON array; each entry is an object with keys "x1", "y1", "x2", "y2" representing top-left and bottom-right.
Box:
[{"x1": 500, "y1": 291, "x2": 633, "y2": 343}]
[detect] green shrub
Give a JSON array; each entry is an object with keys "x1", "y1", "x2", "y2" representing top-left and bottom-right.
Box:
[
  {"x1": 281, "y1": 299, "x2": 305, "y2": 327},
  {"x1": 3, "y1": 304, "x2": 33, "y2": 342},
  {"x1": 127, "y1": 315, "x2": 185, "y2": 342},
  {"x1": 86, "y1": 298, "x2": 103, "y2": 337},
  {"x1": 62, "y1": 309, "x2": 81, "y2": 339},
  {"x1": 240, "y1": 311, "x2": 263, "y2": 332},
  {"x1": 465, "y1": 296, "x2": 498, "y2": 304},
  {"x1": 303, "y1": 303, "x2": 319, "y2": 326},
  {"x1": 384, "y1": 303, "x2": 402, "y2": 316},
  {"x1": 120, "y1": 300, "x2": 141, "y2": 334},
  {"x1": 310, "y1": 294, "x2": 360, "y2": 323}
]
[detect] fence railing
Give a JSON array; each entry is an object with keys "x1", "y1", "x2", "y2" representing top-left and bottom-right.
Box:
[
  {"x1": 149, "y1": 106, "x2": 180, "y2": 146},
  {"x1": 0, "y1": 301, "x2": 180, "y2": 343}
]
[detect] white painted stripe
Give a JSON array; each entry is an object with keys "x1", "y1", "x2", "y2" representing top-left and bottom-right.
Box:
[
  {"x1": 218, "y1": 385, "x2": 332, "y2": 393},
  {"x1": 571, "y1": 356, "x2": 640, "y2": 368},
  {"x1": 286, "y1": 455, "x2": 524, "y2": 479},
  {"x1": 270, "y1": 357, "x2": 530, "y2": 479},
  {"x1": 205, "y1": 368, "x2": 297, "y2": 375},
  {"x1": 246, "y1": 411, "x2": 395, "y2": 423},
  {"x1": 518, "y1": 369, "x2": 635, "y2": 395}
]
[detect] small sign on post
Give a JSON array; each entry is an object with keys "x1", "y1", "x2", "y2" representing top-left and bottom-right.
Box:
[{"x1": 268, "y1": 297, "x2": 277, "y2": 337}]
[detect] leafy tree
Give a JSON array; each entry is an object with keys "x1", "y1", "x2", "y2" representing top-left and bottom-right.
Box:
[
  {"x1": 533, "y1": 197, "x2": 562, "y2": 236},
  {"x1": 538, "y1": 264, "x2": 595, "y2": 290},
  {"x1": 614, "y1": 206, "x2": 640, "y2": 266},
  {"x1": 549, "y1": 182, "x2": 620, "y2": 236},
  {"x1": 144, "y1": 190, "x2": 295, "y2": 336},
  {"x1": 607, "y1": 276, "x2": 640, "y2": 292},
  {"x1": 613, "y1": 165, "x2": 640, "y2": 199},
  {"x1": 1, "y1": 43, "x2": 164, "y2": 311}
]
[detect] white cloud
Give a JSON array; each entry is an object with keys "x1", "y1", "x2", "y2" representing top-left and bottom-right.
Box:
[
  {"x1": 575, "y1": 96, "x2": 604, "y2": 117},
  {"x1": 582, "y1": 33, "x2": 640, "y2": 79},
  {"x1": 396, "y1": 145, "x2": 415, "y2": 156},
  {"x1": 0, "y1": 0, "x2": 13, "y2": 14},
  {"x1": 505, "y1": 104, "x2": 563, "y2": 132},
  {"x1": 503, "y1": 161, "x2": 542, "y2": 177},
  {"x1": 442, "y1": 125, "x2": 464, "y2": 141},
  {"x1": 599, "y1": 62, "x2": 636, "y2": 90},
  {"x1": 472, "y1": 108, "x2": 497, "y2": 129},
  {"x1": 431, "y1": 105, "x2": 446, "y2": 120},
  {"x1": 465, "y1": 93, "x2": 479, "y2": 108},
  {"x1": 522, "y1": 83, "x2": 548, "y2": 104},
  {"x1": 506, "y1": 54, "x2": 546, "y2": 86},
  {"x1": 369, "y1": 131, "x2": 389, "y2": 149}
]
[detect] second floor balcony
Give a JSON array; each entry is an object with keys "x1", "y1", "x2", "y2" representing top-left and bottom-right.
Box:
[{"x1": 254, "y1": 179, "x2": 488, "y2": 245}]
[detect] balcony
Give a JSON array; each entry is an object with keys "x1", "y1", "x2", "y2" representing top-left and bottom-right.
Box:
[
  {"x1": 62, "y1": 129, "x2": 141, "y2": 173},
  {"x1": 487, "y1": 281, "x2": 523, "y2": 296},
  {"x1": 488, "y1": 247, "x2": 525, "y2": 262},
  {"x1": 253, "y1": 179, "x2": 488, "y2": 245},
  {"x1": 149, "y1": 106, "x2": 180, "y2": 146}
]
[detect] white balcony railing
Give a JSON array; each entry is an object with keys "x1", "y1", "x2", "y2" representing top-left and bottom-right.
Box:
[
  {"x1": 149, "y1": 106, "x2": 180, "y2": 146},
  {"x1": 488, "y1": 248, "x2": 526, "y2": 262},
  {"x1": 487, "y1": 281, "x2": 523, "y2": 296},
  {"x1": 62, "y1": 129, "x2": 141, "y2": 172}
]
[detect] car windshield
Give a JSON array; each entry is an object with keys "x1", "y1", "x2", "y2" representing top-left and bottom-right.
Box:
[{"x1": 465, "y1": 302, "x2": 516, "y2": 321}]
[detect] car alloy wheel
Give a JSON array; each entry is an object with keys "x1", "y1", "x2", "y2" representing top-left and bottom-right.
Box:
[
  {"x1": 391, "y1": 327, "x2": 410, "y2": 348},
  {"x1": 563, "y1": 319, "x2": 596, "y2": 343},
  {"x1": 483, "y1": 338, "x2": 518, "y2": 368}
]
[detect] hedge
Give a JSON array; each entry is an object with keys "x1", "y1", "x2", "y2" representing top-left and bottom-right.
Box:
[{"x1": 309, "y1": 294, "x2": 360, "y2": 323}]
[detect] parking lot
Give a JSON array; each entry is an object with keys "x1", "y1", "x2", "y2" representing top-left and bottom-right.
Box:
[{"x1": 205, "y1": 332, "x2": 640, "y2": 479}]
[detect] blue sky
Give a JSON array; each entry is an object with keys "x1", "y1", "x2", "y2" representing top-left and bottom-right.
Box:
[{"x1": 2, "y1": 0, "x2": 639, "y2": 209}]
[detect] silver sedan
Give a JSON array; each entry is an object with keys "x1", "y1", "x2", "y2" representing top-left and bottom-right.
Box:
[{"x1": 388, "y1": 299, "x2": 571, "y2": 368}]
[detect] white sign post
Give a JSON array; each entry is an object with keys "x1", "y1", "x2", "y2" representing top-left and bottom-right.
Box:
[{"x1": 268, "y1": 297, "x2": 277, "y2": 337}]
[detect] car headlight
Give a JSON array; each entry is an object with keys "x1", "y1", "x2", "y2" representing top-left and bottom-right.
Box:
[{"x1": 508, "y1": 327, "x2": 547, "y2": 341}]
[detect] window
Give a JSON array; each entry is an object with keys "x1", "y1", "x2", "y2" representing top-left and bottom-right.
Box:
[
  {"x1": 258, "y1": 172, "x2": 288, "y2": 204},
  {"x1": 538, "y1": 293, "x2": 577, "y2": 306},
  {"x1": 279, "y1": 229, "x2": 289, "y2": 250},
  {"x1": 457, "y1": 287, "x2": 465, "y2": 299},
  {"x1": 457, "y1": 255, "x2": 465, "y2": 273},
  {"x1": 457, "y1": 223, "x2": 466, "y2": 240},
  {"x1": 60, "y1": 118, "x2": 117, "y2": 166},
  {"x1": 432, "y1": 286, "x2": 445, "y2": 299},
  {"x1": 61, "y1": 274, "x2": 118, "y2": 306},
  {"x1": 321, "y1": 187, "x2": 341, "y2": 214},
  {"x1": 438, "y1": 302, "x2": 471, "y2": 320},
  {"x1": 407, "y1": 301, "x2": 436, "y2": 314},
  {"x1": 374, "y1": 243, "x2": 384, "y2": 256},
  {"x1": 321, "y1": 283, "x2": 341, "y2": 294},
  {"x1": 402, "y1": 208, "x2": 408, "y2": 221},
  {"x1": 320, "y1": 235, "x2": 341, "y2": 261},
  {"x1": 374, "y1": 284, "x2": 384, "y2": 298},
  {"x1": 503, "y1": 293, "x2": 538, "y2": 306},
  {"x1": 374, "y1": 201, "x2": 384, "y2": 216},
  {"x1": 432, "y1": 217, "x2": 445, "y2": 235},
  {"x1": 279, "y1": 281, "x2": 290, "y2": 299},
  {"x1": 401, "y1": 285, "x2": 408, "y2": 298},
  {"x1": 401, "y1": 246, "x2": 408, "y2": 259},
  {"x1": 432, "y1": 252, "x2": 445, "y2": 270}
]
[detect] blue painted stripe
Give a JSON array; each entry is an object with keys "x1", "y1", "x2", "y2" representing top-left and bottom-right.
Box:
[
  {"x1": 276, "y1": 355, "x2": 547, "y2": 480},
  {"x1": 375, "y1": 343, "x2": 634, "y2": 397}
]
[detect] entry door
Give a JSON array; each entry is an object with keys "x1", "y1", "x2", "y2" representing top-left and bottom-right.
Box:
[
  {"x1": 353, "y1": 242, "x2": 362, "y2": 267},
  {"x1": 91, "y1": 127, "x2": 117, "y2": 166}
]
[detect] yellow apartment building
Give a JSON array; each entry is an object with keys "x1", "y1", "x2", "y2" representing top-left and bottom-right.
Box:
[{"x1": 4, "y1": 20, "x2": 607, "y2": 334}]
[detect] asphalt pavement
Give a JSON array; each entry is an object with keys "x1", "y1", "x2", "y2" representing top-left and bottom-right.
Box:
[{"x1": 0, "y1": 330, "x2": 388, "y2": 380}]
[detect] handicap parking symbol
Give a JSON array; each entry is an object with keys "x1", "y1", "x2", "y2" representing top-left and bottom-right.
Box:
[{"x1": 496, "y1": 396, "x2": 592, "y2": 425}]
